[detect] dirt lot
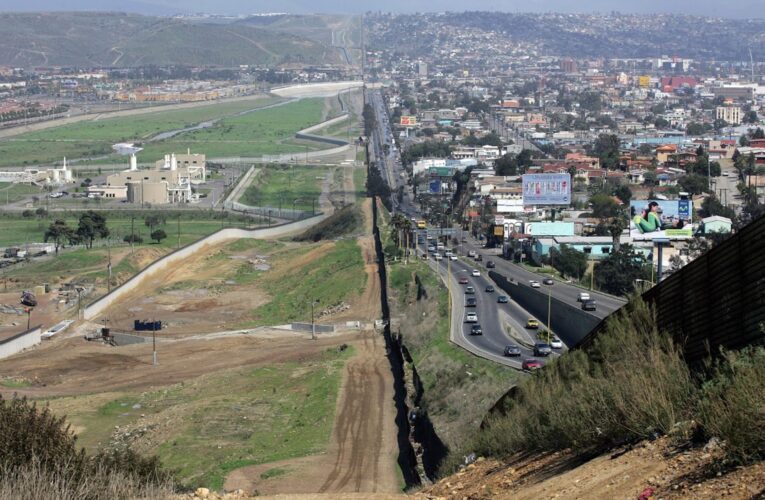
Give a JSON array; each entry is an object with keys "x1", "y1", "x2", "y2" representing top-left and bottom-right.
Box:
[{"x1": 225, "y1": 331, "x2": 400, "y2": 495}]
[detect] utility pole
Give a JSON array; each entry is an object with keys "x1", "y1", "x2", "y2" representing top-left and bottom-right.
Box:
[
  {"x1": 107, "y1": 239, "x2": 112, "y2": 293},
  {"x1": 152, "y1": 319, "x2": 157, "y2": 366},
  {"x1": 130, "y1": 216, "x2": 135, "y2": 254},
  {"x1": 177, "y1": 214, "x2": 181, "y2": 248},
  {"x1": 547, "y1": 285, "x2": 552, "y2": 344}
]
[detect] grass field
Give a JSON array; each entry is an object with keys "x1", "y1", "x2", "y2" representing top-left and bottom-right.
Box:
[
  {"x1": 0, "y1": 182, "x2": 43, "y2": 204},
  {"x1": 242, "y1": 239, "x2": 366, "y2": 327},
  {"x1": 240, "y1": 165, "x2": 327, "y2": 212},
  {"x1": 0, "y1": 96, "x2": 333, "y2": 167},
  {"x1": 43, "y1": 347, "x2": 353, "y2": 490},
  {"x1": 353, "y1": 165, "x2": 367, "y2": 199},
  {"x1": 0, "y1": 214, "x2": 246, "y2": 248},
  {"x1": 136, "y1": 98, "x2": 327, "y2": 161}
]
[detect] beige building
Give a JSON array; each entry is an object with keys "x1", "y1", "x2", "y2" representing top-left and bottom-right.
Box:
[
  {"x1": 105, "y1": 153, "x2": 207, "y2": 205},
  {"x1": 716, "y1": 106, "x2": 742, "y2": 125}
]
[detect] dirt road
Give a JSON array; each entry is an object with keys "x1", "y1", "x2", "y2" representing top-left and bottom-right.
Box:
[{"x1": 225, "y1": 331, "x2": 400, "y2": 495}]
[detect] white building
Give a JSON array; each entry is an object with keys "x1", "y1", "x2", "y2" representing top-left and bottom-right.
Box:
[{"x1": 716, "y1": 106, "x2": 742, "y2": 125}]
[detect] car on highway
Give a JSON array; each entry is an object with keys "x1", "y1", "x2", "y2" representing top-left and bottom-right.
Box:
[
  {"x1": 465, "y1": 286, "x2": 475, "y2": 294},
  {"x1": 522, "y1": 359, "x2": 543, "y2": 371},
  {"x1": 445, "y1": 251, "x2": 453, "y2": 258},
  {"x1": 486, "y1": 260, "x2": 495, "y2": 268},
  {"x1": 577, "y1": 292, "x2": 591, "y2": 302},
  {"x1": 465, "y1": 312, "x2": 478, "y2": 323},
  {"x1": 434, "y1": 253, "x2": 443, "y2": 261},
  {"x1": 467, "y1": 250, "x2": 477, "y2": 258},
  {"x1": 550, "y1": 337, "x2": 564, "y2": 349},
  {"x1": 503, "y1": 345, "x2": 522, "y2": 357},
  {"x1": 427, "y1": 246, "x2": 436, "y2": 253},
  {"x1": 582, "y1": 299, "x2": 597, "y2": 311},
  {"x1": 449, "y1": 255, "x2": 458, "y2": 261},
  {"x1": 485, "y1": 285, "x2": 495, "y2": 293},
  {"x1": 497, "y1": 295, "x2": 509, "y2": 303},
  {"x1": 526, "y1": 318, "x2": 539, "y2": 329},
  {"x1": 470, "y1": 324, "x2": 483, "y2": 335},
  {"x1": 465, "y1": 297, "x2": 477, "y2": 307},
  {"x1": 458, "y1": 276, "x2": 469, "y2": 285},
  {"x1": 533, "y1": 342, "x2": 553, "y2": 357},
  {"x1": 543, "y1": 278, "x2": 554, "y2": 285},
  {"x1": 529, "y1": 280, "x2": 541, "y2": 288},
  {"x1": 471, "y1": 269, "x2": 480, "y2": 277}
]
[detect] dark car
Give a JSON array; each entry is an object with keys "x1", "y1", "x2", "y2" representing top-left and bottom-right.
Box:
[
  {"x1": 497, "y1": 295, "x2": 509, "y2": 303},
  {"x1": 503, "y1": 345, "x2": 522, "y2": 357},
  {"x1": 486, "y1": 260, "x2": 496, "y2": 268},
  {"x1": 470, "y1": 324, "x2": 483, "y2": 336},
  {"x1": 582, "y1": 299, "x2": 597, "y2": 311},
  {"x1": 533, "y1": 342, "x2": 553, "y2": 357},
  {"x1": 485, "y1": 285, "x2": 495, "y2": 293},
  {"x1": 465, "y1": 297, "x2": 477, "y2": 307},
  {"x1": 543, "y1": 278, "x2": 554, "y2": 285},
  {"x1": 522, "y1": 359, "x2": 543, "y2": 371}
]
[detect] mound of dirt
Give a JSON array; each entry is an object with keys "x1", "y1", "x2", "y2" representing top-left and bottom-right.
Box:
[{"x1": 420, "y1": 436, "x2": 765, "y2": 499}]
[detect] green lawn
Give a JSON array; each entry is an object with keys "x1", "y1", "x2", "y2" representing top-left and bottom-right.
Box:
[
  {"x1": 0, "y1": 182, "x2": 43, "y2": 204},
  {"x1": 353, "y1": 165, "x2": 367, "y2": 199},
  {"x1": 43, "y1": 347, "x2": 353, "y2": 490},
  {"x1": 136, "y1": 98, "x2": 327, "y2": 161},
  {"x1": 242, "y1": 239, "x2": 366, "y2": 328},
  {"x1": 240, "y1": 165, "x2": 327, "y2": 212},
  {"x1": 0, "y1": 96, "x2": 288, "y2": 167}
]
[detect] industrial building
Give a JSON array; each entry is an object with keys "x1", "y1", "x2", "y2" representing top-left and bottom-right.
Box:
[
  {"x1": 101, "y1": 152, "x2": 207, "y2": 205},
  {"x1": 0, "y1": 158, "x2": 74, "y2": 185}
]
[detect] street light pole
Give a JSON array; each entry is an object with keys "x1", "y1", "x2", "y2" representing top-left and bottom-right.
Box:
[{"x1": 152, "y1": 319, "x2": 157, "y2": 366}]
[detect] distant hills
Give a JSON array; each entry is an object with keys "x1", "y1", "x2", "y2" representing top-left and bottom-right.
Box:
[
  {"x1": 367, "y1": 12, "x2": 765, "y2": 62},
  {"x1": 0, "y1": 12, "x2": 351, "y2": 68}
]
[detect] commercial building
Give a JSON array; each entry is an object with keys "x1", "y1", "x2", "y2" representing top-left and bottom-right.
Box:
[{"x1": 715, "y1": 105, "x2": 742, "y2": 125}]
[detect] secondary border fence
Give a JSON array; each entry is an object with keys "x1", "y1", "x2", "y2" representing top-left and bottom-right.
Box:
[{"x1": 578, "y1": 214, "x2": 765, "y2": 366}]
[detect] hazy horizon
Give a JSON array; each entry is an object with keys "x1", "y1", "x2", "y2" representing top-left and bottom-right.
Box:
[{"x1": 0, "y1": 0, "x2": 762, "y2": 19}]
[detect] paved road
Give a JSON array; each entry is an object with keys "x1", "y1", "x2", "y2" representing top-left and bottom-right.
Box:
[
  {"x1": 418, "y1": 244, "x2": 564, "y2": 370},
  {"x1": 460, "y1": 238, "x2": 626, "y2": 318}
]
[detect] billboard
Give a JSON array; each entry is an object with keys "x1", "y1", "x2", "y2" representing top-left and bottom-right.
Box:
[
  {"x1": 522, "y1": 173, "x2": 571, "y2": 206},
  {"x1": 638, "y1": 75, "x2": 651, "y2": 88},
  {"x1": 497, "y1": 199, "x2": 524, "y2": 214},
  {"x1": 428, "y1": 180, "x2": 441, "y2": 194},
  {"x1": 629, "y1": 199, "x2": 693, "y2": 240},
  {"x1": 400, "y1": 116, "x2": 417, "y2": 126}
]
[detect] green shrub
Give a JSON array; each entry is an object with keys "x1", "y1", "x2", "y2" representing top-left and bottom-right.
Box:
[
  {"x1": 468, "y1": 299, "x2": 697, "y2": 459},
  {"x1": 699, "y1": 346, "x2": 765, "y2": 464},
  {"x1": 0, "y1": 396, "x2": 173, "y2": 497}
]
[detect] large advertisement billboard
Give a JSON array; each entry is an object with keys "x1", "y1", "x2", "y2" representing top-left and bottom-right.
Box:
[
  {"x1": 400, "y1": 116, "x2": 417, "y2": 126},
  {"x1": 629, "y1": 199, "x2": 693, "y2": 240},
  {"x1": 522, "y1": 173, "x2": 571, "y2": 205}
]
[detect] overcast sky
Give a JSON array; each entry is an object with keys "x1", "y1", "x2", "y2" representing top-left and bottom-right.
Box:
[{"x1": 0, "y1": 0, "x2": 761, "y2": 19}]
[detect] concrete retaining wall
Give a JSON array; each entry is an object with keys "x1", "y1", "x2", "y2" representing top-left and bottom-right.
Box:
[
  {"x1": 0, "y1": 326, "x2": 42, "y2": 360},
  {"x1": 489, "y1": 271, "x2": 601, "y2": 347},
  {"x1": 84, "y1": 213, "x2": 330, "y2": 321}
]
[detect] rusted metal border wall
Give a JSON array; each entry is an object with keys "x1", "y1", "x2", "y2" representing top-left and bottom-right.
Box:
[{"x1": 578, "y1": 215, "x2": 765, "y2": 365}]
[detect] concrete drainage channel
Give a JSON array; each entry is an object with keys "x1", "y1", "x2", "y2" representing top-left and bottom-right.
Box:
[{"x1": 371, "y1": 195, "x2": 446, "y2": 487}]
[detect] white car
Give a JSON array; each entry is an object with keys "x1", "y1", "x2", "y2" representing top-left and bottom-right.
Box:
[
  {"x1": 449, "y1": 255, "x2": 458, "y2": 261},
  {"x1": 465, "y1": 312, "x2": 478, "y2": 323},
  {"x1": 445, "y1": 251, "x2": 454, "y2": 257},
  {"x1": 529, "y1": 280, "x2": 541, "y2": 288},
  {"x1": 550, "y1": 337, "x2": 564, "y2": 349},
  {"x1": 471, "y1": 269, "x2": 480, "y2": 277},
  {"x1": 434, "y1": 253, "x2": 443, "y2": 261},
  {"x1": 577, "y1": 292, "x2": 591, "y2": 302}
]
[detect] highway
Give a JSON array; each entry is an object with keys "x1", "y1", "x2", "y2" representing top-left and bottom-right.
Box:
[
  {"x1": 419, "y1": 244, "x2": 564, "y2": 370},
  {"x1": 461, "y1": 238, "x2": 626, "y2": 318}
]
